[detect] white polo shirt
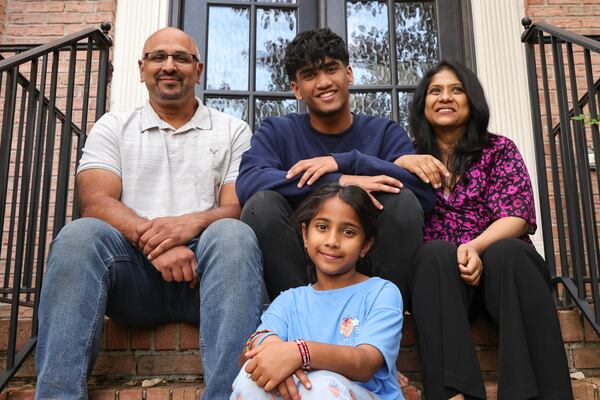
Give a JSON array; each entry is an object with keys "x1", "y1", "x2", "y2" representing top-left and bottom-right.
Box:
[{"x1": 77, "y1": 98, "x2": 251, "y2": 219}]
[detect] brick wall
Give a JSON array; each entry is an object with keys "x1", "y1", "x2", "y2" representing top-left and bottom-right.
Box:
[
  {"x1": 2, "y1": 1, "x2": 116, "y2": 45},
  {"x1": 526, "y1": 0, "x2": 600, "y2": 35},
  {"x1": 0, "y1": 0, "x2": 6, "y2": 40}
]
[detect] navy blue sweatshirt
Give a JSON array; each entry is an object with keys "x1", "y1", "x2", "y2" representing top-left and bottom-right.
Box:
[{"x1": 236, "y1": 113, "x2": 435, "y2": 212}]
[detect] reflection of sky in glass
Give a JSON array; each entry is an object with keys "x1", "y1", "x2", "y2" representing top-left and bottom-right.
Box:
[
  {"x1": 350, "y1": 92, "x2": 392, "y2": 119},
  {"x1": 206, "y1": 7, "x2": 249, "y2": 90},
  {"x1": 205, "y1": 97, "x2": 249, "y2": 122},
  {"x1": 395, "y1": 2, "x2": 439, "y2": 84},
  {"x1": 256, "y1": 8, "x2": 296, "y2": 91},
  {"x1": 260, "y1": 0, "x2": 296, "y2": 2},
  {"x1": 255, "y1": 98, "x2": 297, "y2": 126},
  {"x1": 347, "y1": 2, "x2": 391, "y2": 85}
]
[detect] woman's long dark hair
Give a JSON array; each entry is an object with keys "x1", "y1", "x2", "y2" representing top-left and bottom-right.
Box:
[
  {"x1": 292, "y1": 184, "x2": 379, "y2": 284},
  {"x1": 409, "y1": 59, "x2": 491, "y2": 189}
]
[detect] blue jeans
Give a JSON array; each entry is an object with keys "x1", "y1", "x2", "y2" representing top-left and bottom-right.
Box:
[{"x1": 35, "y1": 217, "x2": 263, "y2": 400}]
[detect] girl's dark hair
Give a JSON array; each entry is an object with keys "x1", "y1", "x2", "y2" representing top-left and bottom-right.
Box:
[
  {"x1": 292, "y1": 184, "x2": 379, "y2": 283},
  {"x1": 284, "y1": 28, "x2": 349, "y2": 81},
  {"x1": 409, "y1": 59, "x2": 491, "y2": 189}
]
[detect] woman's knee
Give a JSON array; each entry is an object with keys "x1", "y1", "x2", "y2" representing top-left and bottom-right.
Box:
[{"x1": 412, "y1": 241, "x2": 458, "y2": 277}]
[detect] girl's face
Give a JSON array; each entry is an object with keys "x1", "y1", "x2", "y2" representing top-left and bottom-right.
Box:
[
  {"x1": 302, "y1": 196, "x2": 373, "y2": 285},
  {"x1": 424, "y1": 68, "x2": 470, "y2": 138}
]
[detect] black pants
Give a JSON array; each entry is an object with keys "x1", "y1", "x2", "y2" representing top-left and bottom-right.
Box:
[
  {"x1": 410, "y1": 239, "x2": 573, "y2": 400},
  {"x1": 241, "y1": 189, "x2": 423, "y2": 303}
]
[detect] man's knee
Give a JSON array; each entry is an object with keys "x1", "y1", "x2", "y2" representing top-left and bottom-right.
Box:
[
  {"x1": 47, "y1": 217, "x2": 122, "y2": 273},
  {"x1": 198, "y1": 219, "x2": 262, "y2": 277}
]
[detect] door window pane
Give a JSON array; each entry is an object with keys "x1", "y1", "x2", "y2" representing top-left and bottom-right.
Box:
[
  {"x1": 205, "y1": 97, "x2": 249, "y2": 122},
  {"x1": 395, "y1": 2, "x2": 439, "y2": 85},
  {"x1": 350, "y1": 92, "x2": 392, "y2": 119},
  {"x1": 256, "y1": 8, "x2": 296, "y2": 91},
  {"x1": 398, "y1": 91, "x2": 413, "y2": 131},
  {"x1": 347, "y1": 1, "x2": 391, "y2": 85},
  {"x1": 255, "y1": 98, "x2": 297, "y2": 126},
  {"x1": 206, "y1": 7, "x2": 249, "y2": 90}
]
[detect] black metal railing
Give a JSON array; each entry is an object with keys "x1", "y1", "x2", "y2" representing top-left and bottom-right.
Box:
[
  {"x1": 522, "y1": 18, "x2": 600, "y2": 336},
  {"x1": 0, "y1": 23, "x2": 112, "y2": 390}
]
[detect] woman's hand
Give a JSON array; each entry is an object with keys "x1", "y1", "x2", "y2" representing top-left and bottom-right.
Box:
[
  {"x1": 457, "y1": 243, "x2": 483, "y2": 286},
  {"x1": 394, "y1": 154, "x2": 449, "y2": 189},
  {"x1": 244, "y1": 341, "x2": 303, "y2": 393}
]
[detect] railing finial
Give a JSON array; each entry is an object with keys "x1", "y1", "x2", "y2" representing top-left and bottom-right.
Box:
[
  {"x1": 522, "y1": 17, "x2": 532, "y2": 29},
  {"x1": 101, "y1": 21, "x2": 112, "y2": 35}
]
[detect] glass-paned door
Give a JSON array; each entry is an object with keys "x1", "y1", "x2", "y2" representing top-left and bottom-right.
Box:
[
  {"x1": 328, "y1": 0, "x2": 460, "y2": 129},
  {"x1": 178, "y1": 0, "x2": 470, "y2": 130},
  {"x1": 181, "y1": 1, "x2": 317, "y2": 129}
]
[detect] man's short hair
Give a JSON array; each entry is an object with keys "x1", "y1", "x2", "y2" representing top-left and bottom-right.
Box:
[{"x1": 284, "y1": 28, "x2": 349, "y2": 81}]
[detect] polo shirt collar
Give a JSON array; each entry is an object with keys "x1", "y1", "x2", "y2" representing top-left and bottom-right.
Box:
[{"x1": 140, "y1": 97, "x2": 212, "y2": 133}]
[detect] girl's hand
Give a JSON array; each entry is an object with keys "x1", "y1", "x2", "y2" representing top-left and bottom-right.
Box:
[
  {"x1": 457, "y1": 243, "x2": 483, "y2": 286},
  {"x1": 244, "y1": 341, "x2": 303, "y2": 392},
  {"x1": 276, "y1": 369, "x2": 312, "y2": 400},
  {"x1": 394, "y1": 154, "x2": 449, "y2": 189}
]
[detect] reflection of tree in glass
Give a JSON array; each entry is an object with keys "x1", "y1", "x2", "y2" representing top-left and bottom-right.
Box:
[
  {"x1": 256, "y1": 9, "x2": 295, "y2": 91},
  {"x1": 395, "y1": 3, "x2": 438, "y2": 85},
  {"x1": 206, "y1": 97, "x2": 249, "y2": 122},
  {"x1": 255, "y1": 99, "x2": 297, "y2": 126},
  {"x1": 347, "y1": 2, "x2": 391, "y2": 85},
  {"x1": 350, "y1": 92, "x2": 392, "y2": 119}
]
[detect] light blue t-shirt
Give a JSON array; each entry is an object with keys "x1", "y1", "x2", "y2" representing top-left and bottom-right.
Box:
[{"x1": 257, "y1": 277, "x2": 405, "y2": 400}]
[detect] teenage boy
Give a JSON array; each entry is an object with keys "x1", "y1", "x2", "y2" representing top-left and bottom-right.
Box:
[{"x1": 236, "y1": 28, "x2": 434, "y2": 303}]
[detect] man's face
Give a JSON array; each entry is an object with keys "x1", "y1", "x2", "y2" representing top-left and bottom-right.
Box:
[
  {"x1": 139, "y1": 28, "x2": 203, "y2": 106},
  {"x1": 291, "y1": 57, "x2": 353, "y2": 119}
]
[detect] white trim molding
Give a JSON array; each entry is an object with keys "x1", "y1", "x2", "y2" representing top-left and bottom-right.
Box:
[
  {"x1": 110, "y1": 0, "x2": 170, "y2": 112},
  {"x1": 470, "y1": 0, "x2": 544, "y2": 253}
]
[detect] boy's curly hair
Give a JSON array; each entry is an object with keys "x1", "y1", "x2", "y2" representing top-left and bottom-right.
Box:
[{"x1": 284, "y1": 28, "x2": 349, "y2": 81}]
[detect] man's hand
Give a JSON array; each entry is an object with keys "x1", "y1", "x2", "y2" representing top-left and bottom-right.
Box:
[
  {"x1": 150, "y1": 245, "x2": 198, "y2": 287},
  {"x1": 457, "y1": 243, "x2": 483, "y2": 286},
  {"x1": 394, "y1": 154, "x2": 450, "y2": 189},
  {"x1": 244, "y1": 341, "x2": 302, "y2": 393},
  {"x1": 137, "y1": 215, "x2": 201, "y2": 260},
  {"x1": 339, "y1": 174, "x2": 402, "y2": 210},
  {"x1": 286, "y1": 156, "x2": 338, "y2": 188}
]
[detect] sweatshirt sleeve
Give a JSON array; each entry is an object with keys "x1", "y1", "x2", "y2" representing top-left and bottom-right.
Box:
[
  {"x1": 235, "y1": 117, "x2": 342, "y2": 204},
  {"x1": 331, "y1": 124, "x2": 435, "y2": 213}
]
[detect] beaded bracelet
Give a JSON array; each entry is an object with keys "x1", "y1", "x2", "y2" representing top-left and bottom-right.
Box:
[
  {"x1": 295, "y1": 338, "x2": 311, "y2": 371},
  {"x1": 244, "y1": 329, "x2": 271, "y2": 352}
]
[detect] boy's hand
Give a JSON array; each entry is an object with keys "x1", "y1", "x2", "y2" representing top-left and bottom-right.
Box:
[
  {"x1": 286, "y1": 156, "x2": 338, "y2": 188},
  {"x1": 245, "y1": 341, "x2": 303, "y2": 392}
]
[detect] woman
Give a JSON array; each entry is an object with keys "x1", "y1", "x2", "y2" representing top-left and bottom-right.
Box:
[{"x1": 395, "y1": 60, "x2": 572, "y2": 400}]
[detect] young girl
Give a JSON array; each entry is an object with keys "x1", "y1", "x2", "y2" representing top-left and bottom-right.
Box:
[{"x1": 231, "y1": 184, "x2": 405, "y2": 400}]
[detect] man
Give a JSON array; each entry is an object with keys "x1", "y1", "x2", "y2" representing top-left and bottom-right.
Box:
[
  {"x1": 236, "y1": 28, "x2": 434, "y2": 304},
  {"x1": 35, "y1": 28, "x2": 263, "y2": 400}
]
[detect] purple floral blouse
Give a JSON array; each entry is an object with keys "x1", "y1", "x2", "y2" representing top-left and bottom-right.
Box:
[{"x1": 423, "y1": 134, "x2": 536, "y2": 244}]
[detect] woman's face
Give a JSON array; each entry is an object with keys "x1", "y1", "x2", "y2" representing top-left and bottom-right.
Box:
[{"x1": 424, "y1": 68, "x2": 470, "y2": 138}]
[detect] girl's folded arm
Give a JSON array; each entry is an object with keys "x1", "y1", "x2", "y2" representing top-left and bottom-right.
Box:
[{"x1": 306, "y1": 341, "x2": 384, "y2": 382}]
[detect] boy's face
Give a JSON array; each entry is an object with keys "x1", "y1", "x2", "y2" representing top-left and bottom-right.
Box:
[{"x1": 291, "y1": 57, "x2": 354, "y2": 119}]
